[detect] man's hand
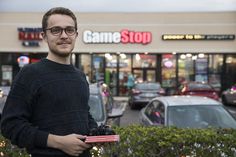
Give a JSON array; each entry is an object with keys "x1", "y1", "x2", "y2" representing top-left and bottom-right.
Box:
[{"x1": 47, "y1": 133, "x2": 91, "y2": 156}]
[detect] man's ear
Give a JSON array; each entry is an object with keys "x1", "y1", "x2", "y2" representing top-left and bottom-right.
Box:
[{"x1": 41, "y1": 32, "x2": 47, "y2": 41}]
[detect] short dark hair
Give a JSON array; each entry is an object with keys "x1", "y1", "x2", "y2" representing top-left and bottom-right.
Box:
[{"x1": 42, "y1": 7, "x2": 77, "y2": 32}]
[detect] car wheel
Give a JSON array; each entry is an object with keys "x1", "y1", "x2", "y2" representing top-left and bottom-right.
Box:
[
  {"x1": 128, "y1": 99, "x2": 131, "y2": 106},
  {"x1": 222, "y1": 95, "x2": 228, "y2": 105},
  {"x1": 129, "y1": 98, "x2": 137, "y2": 109},
  {"x1": 129, "y1": 102, "x2": 136, "y2": 109}
]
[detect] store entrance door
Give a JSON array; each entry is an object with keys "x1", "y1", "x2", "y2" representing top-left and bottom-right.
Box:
[{"x1": 133, "y1": 68, "x2": 156, "y2": 82}]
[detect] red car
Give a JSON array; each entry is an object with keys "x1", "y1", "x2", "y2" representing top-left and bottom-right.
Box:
[
  {"x1": 221, "y1": 84, "x2": 236, "y2": 105},
  {"x1": 177, "y1": 82, "x2": 219, "y2": 101}
]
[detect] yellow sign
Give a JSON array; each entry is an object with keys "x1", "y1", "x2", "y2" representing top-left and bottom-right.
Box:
[{"x1": 162, "y1": 34, "x2": 235, "y2": 40}]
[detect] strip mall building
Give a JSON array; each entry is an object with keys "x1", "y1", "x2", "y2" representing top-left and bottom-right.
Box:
[{"x1": 0, "y1": 11, "x2": 236, "y2": 96}]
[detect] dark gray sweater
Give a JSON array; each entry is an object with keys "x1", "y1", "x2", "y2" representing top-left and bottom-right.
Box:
[{"x1": 1, "y1": 59, "x2": 97, "y2": 157}]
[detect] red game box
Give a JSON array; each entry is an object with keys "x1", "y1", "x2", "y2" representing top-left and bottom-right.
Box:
[{"x1": 85, "y1": 135, "x2": 120, "y2": 143}]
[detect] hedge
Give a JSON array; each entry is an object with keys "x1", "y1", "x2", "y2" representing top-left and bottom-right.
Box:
[
  {"x1": 0, "y1": 125, "x2": 236, "y2": 157},
  {"x1": 92, "y1": 125, "x2": 236, "y2": 157}
]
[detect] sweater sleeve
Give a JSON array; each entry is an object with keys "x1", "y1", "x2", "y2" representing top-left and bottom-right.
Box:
[{"x1": 0, "y1": 67, "x2": 49, "y2": 149}]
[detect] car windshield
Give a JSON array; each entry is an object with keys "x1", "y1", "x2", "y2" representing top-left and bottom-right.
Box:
[
  {"x1": 136, "y1": 83, "x2": 160, "y2": 90},
  {"x1": 167, "y1": 105, "x2": 236, "y2": 129},
  {"x1": 0, "y1": 86, "x2": 10, "y2": 96},
  {"x1": 189, "y1": 83, "x2": 212, "y2": 90},
  {"x1": 88, "y1": 95, "x2": 105, "y2": 122}
]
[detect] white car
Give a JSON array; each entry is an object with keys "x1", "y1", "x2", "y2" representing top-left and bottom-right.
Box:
[{"x1": 139, "y1": 95, "x2": 236, "y2": 129}]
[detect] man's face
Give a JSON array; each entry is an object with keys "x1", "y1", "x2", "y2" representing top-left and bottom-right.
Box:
[{"x1": 42, "y1": 14, "x2": 78, "y2": 57}]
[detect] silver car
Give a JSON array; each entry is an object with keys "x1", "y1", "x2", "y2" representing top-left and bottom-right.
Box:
[
  {"x1": 89, "y1": 83, "x2": 124, "y2": 126},
  {"x1": 139, "y1": 95, "x2": 236, "y2": 129},
  {"x1": 128, "y1": 82, "x2": 165, "y2": 109},
  {"x1": 0, "y1": 86, "x2": 10, "y2": 119}
]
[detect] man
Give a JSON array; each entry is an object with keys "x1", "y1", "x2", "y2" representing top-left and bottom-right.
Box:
[{"x1": 1, "y1": 7, "x2": 98, "y2": 157}]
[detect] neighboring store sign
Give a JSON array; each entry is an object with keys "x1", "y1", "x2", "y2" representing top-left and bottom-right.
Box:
[
  {"x1": 162, "y1": 34, "x2": 235, "y2": 40},
  {"x1": 18, "y1": 27, "x2": 43, "y2": 47},
  {"x1": 83, "y1": 29, "x2": 152, "y2": 45}
]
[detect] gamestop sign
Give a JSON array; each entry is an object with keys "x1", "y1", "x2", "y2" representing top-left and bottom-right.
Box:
[{"x1": 83, "y1": 29, "x2": 152, "y2": 45}]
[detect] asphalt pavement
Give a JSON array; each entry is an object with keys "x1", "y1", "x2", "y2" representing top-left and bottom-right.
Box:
[{"x1": 114, "y1": 96, "x2": 140, "y2": 127}]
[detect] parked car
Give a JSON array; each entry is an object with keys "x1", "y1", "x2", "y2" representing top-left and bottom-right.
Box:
[
  {"x1": 139, "y1": 96, "x2": 236, "y2": 129},
  {"x1": 128, "y1": 82, "x2": 165, "y2": 109},
  {"x1": 0, "y1": 86, "x2": 10, "y2": 119},
  {"x1": 221, "y1": 84, "x2": 236, "y2": 106},
  {"x1": 176, "y1": 81, "x2": 219, "y2": 101},
  {"x1": 0, "y1": 84, "x2": 124, "y2": 126},
  {"x1": 89, "y1": 83, "x2": 124, "y2": 126}
]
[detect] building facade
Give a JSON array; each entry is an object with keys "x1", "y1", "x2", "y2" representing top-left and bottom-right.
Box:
[{"x1": 0, "y1": 11, "x2": 236, "y2": 95}]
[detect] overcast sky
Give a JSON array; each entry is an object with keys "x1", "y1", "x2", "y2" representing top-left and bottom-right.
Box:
[{"x1": 0, "y1": 0, "x2": 236, "y2": 12}]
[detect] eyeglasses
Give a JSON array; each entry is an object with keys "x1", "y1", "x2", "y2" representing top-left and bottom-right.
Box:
[{"x1": 45, "y1": 26, "x2": 77, "y2": 36}]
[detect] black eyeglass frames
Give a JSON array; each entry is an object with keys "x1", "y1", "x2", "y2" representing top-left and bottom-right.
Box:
[{"x1": 45, "y1": 26, "x2": 77, "y2": 36}]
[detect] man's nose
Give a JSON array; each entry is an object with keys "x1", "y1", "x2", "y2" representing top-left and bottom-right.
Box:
[{"x1": 60, "y1": 30, "x2": 68, "y2": 38}]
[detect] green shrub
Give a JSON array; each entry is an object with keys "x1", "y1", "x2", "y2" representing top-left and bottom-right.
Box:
[
  {"x1": 0, "y1": 135, "x2": 29, "y2": 157},
  {"x1": 94, "y1": 125, "x2": 236, "y2": 157},
  {"x1": 1, "y1": 125, "x2": 236, "y2": 157}
]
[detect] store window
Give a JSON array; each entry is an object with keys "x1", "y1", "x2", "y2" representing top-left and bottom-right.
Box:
[
  {"x1": 178, "y1": 53, "x2": 209, "y2": 84},
  {"x1": 1, "y1": 65, "x2": 12, "y2": 86},
  {"x1": 208, "y1": 54, "x2": 223, "y2": 91},
  {"x1": 132, "y1": 54, "x2": 156, "y2": 83},
  {"x1": 162, "y1": 54, "x2": 176, "y2": 88},
  {"x1": 133, "y1": 54, "x2": 156, "y2": 68},
  {"x1": 178, "y1": 54, "x2": 194, "y2": 83},
  {"x1": 92, "y1": 54, "x2": 105, "y2": 83},
  {"x1": 104, "y1": 53, "x2": 118, "y2": 95},
  {"x1": 0, "y1": 53, "x2": 47, "y2": 86},
  {"x1": 195, "y1": 56, "x2": 208, "y2": 82},
  {"x1": 118, "y1": 54, "x2": 132, "y2": 96},
  {"x1": 81, "y1": 54, "x2": 91, "y2": 83},
  {"x1": 224, "y1": 55, "x2": 236, "y2": 89}
]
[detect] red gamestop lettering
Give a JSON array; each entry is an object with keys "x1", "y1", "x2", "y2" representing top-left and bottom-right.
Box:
[
  {"x1": 83, "y1": 29, "x2": 152, "y2": 44},
  {"x1": 120, "y1": 29, "x2": 152, "y2": 45}
]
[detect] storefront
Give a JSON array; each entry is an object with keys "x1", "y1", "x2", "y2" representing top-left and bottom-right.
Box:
[
  {"x1": 0, "y1": 11, "x2": 235, "y2": 96},
  {"x1": 77, "y1": 52, "x2": 236, "y2": 96}
]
